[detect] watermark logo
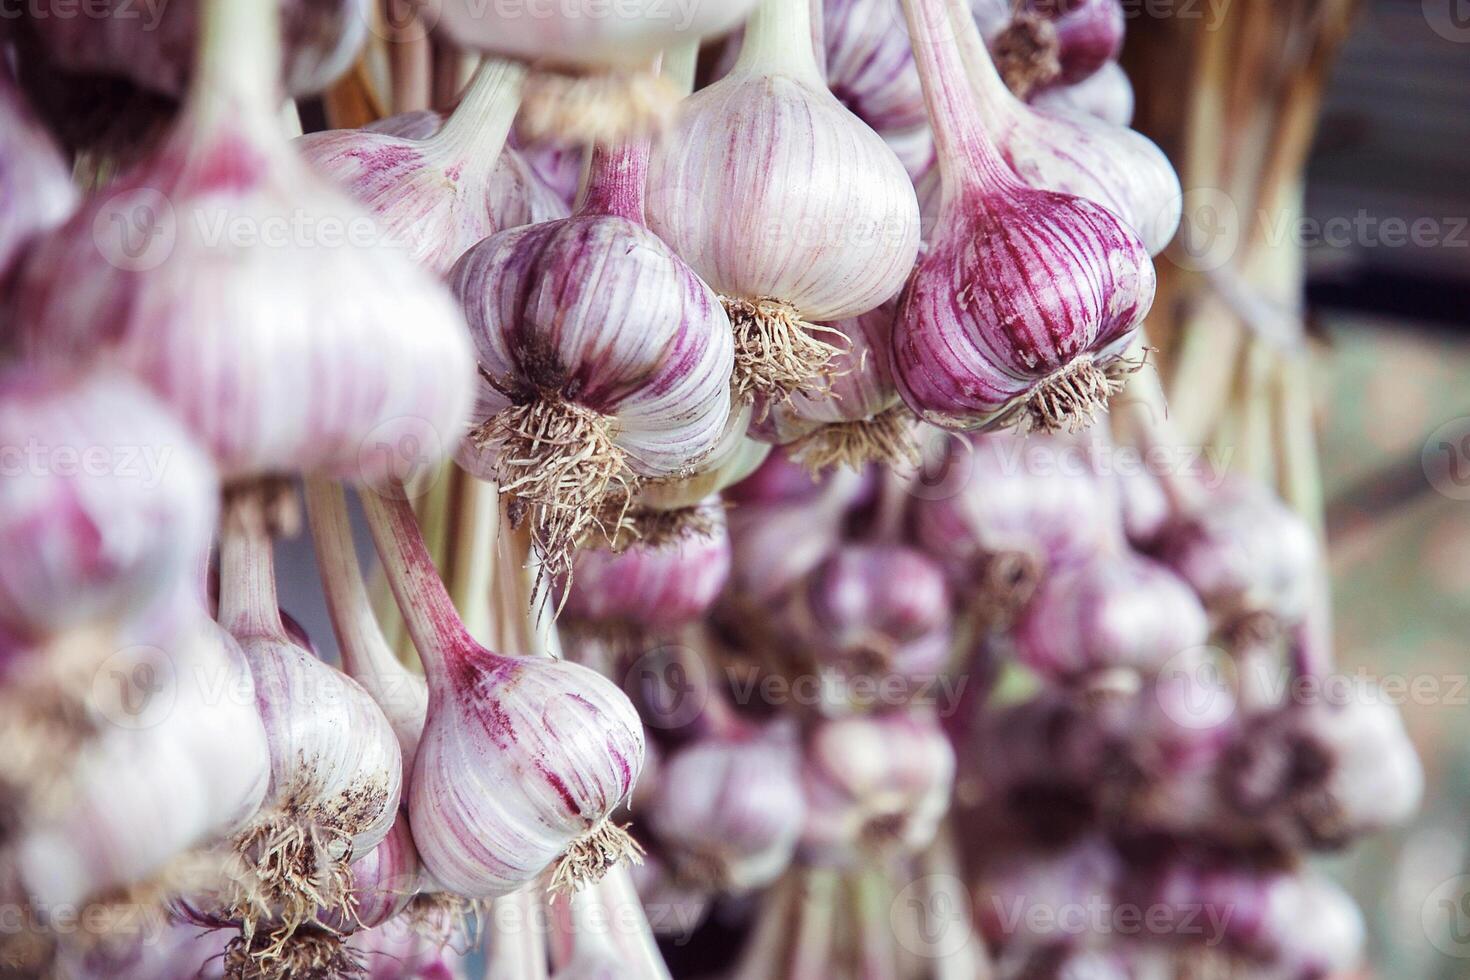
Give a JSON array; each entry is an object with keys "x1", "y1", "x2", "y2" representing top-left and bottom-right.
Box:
[
  {"x1": 89, "y1": 646, "x2": 177, "y2": 731},
  {"x1": 622, "y1": 645, "x2": 710, "y2": 731},
  {"x1": 1424, "y1": 875, "x2": 1470, "y2": 958},
  {"x1": 1424, "y1": 0, "x2": 1470, "y2": 42},
  {"x1": 1423, "y1": 417, "x2": 1470, "y2": 501},
  {"x1": 93, "y1": 187, "x2": 177, "y2": 271},
  {"x1": 368, "y1": 0, "x2": 443, "y2": 42},
  {"x1": 1168, "y1": 186, "x2": 1242, "y2": 272},
  {"x1": 359, "y1": 417, "x2": 449, "y2": 500},
  {"x1": 892, "y1": 875, "x2": 974, "y2": 960}
]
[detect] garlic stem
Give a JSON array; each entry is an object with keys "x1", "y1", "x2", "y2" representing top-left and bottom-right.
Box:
[
  {"x1": 189, "y1": 0, "x2": 281, "y2": 127},
  {"x1": 431, "y1": 58, "x2": 527, "y2": 161},
  {"x1": 787, "y1": 869, "x2": 839, "y2": 980},
  {"x1": 484, "y1": 886, "x2": 549, "y2": 980},
  {"x1": 600, "y1": 866, "x2": 675, "y2": 980},
  {"x1": 449, "y1": 473, "x2": 500, "y2": 645},
  {"x1": 901, "y1": 0, "x2": 1014, "y2": 191},
  {"x1": 737, "y1": 0, "x2": 824, "y2": 85},
  {"x1": 853, "y1": 868, "x2": 899, "y2": 980},
  {"x1": 945, "y1": 0, "x2": 1019, "y2": 119},
  {"x1": 662, "y1": 42, "x2": 700, "y2": 96},
  {"x1": 580, "y1": 137, "x2": 652, "y2": 224},
  {"x1": 361, "y1": 488, "x2": 477, "y2": 683},
  {"x1": 218, "y1": 497, "x2": 288, "y2": 642}
]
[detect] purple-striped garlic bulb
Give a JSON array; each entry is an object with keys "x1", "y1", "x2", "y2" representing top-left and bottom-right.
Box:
[
  {"x1": 726, "y1": 457, "x2": 872, "y2": 604},
  {"x1": 306, "y1": 479, "x2": 427, "y2": 790},
  {"x1": 895, "y1": 0, "x2": 1155, "y2": 433},
  {"x1": 437, "y1": 0, "x2": 758, "y2": 144},
  {"x1": 18, "y1": 0, "x2": 370, "y2": 100},
  {"x1": 971, "y1": 836, "x2": 1120, "y2": 953},
  {"x1": 634, "y1": 404, "x2": 770, "y2": 512},
  {"x1": 989, "y1": 0, "x2": 1125, "y2": 98},
  {"x1": 317, "y1": 810, "x2": 423, "y2": 934},
  {"x1": 951, "y1": 0, "x2": 1179, "y2": 255},
  {"x1": 800, "y1": 712, "x2": 955, "y2": 866},
  {"x1": 364, "y1": 490, "x2": 645, "y2": 899},
  {"x1": 754, "y1": 304, "x2": 919, "y2": 473},
  {"x1": 51, "y1": 919, "x2": 229, "y2": 980},
  {"x1": 12, "y1": 0, "x2": 474, "y2": 484},
  {"x1": 1011, "y1": 548, "x2": 1208, "y2": 684},
  {"x1": 824, "y1": 0, "x2": 931, "y2": 133},
  {"x1": 647, "y1": 0, "x2": 921, "y2": 403},
  {"x1": 787, "y1": 544, "x2": 952, "y2": 705},
  {"x1": 349, "y1": 912, "x2": 472, "y2": 979},
  {"x1": 1222, "y1": 683, "x2": 1423, "y2": 850},
  {"x1": 0, "y1": 366, "x2": 216, "y2": 645},
  {"x1": 214, "y1": 492, "x2": 403, "y2": 940},
  {"x1": 649, "y1": 724, "x2": 804, "y2": 892},
  {"x1": 1031, "y1": 61, "x2": 1134, "y2": 127},
  {"x1": 298, "y1": 62, "x2": 531, "y2": 275},
  {"x1": 1157, "y1": 479, "x2": 1319, "y2": 646},
  {"x1": 564, "y1": 499, "x2": 732, "y2": 634},
  {"x1": 12, "y1": 614, "x2": 270, "y2": 911},
  {"x1": 0, "y1": 72, "x2": 77, "y2": 284},
  {"x1": 911, "y1": 431, "x2": 1115, "y2": 619},
  {"x1": 452, "y1": 137, "x2": 734, "y2": 574}
]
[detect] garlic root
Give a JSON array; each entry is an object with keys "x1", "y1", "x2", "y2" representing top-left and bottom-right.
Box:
[
  {"x1": 788, "y1": 406, "x2": 921, "y2": 474},
  {"x1": 724, "y1": 297, "x2": 845, "y2": 403},
  {"x1": 548, "y1": 821, "x2": 645, "y2": 894}
]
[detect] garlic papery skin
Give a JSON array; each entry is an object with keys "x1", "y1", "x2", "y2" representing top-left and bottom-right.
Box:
[
  {"x1": 13, "y1": 612, "x2": 270, "y2": 911},
  {"x1": 634, "y1": 404, "x2": 769, "y2": 512},
  {"x1": 12, "y1": 0, "x2": 475, "y2": 485},
  {"x1": 363, "y1": 488, "x2": 646, "y2": 899},
  {"x1": 306, "y1": 478, "x2": 427, "y2": 791},
  {"x1": 1011, "y1": 548, "x2": 1208, "y2": 683},
  {"x1": 911, "y1": 432, "x2": 1114, "y2": 618},
  {"x1": 297, "y1": 61, "x2": 528, "y2": 275},
  {"x1": 950, "y1": 0, "x2": 1179, "y2": 255},
  {"x1": 894, "y1": 0, "x2": 1155, "y2": 434},
  {"x1": 648, "y1": 724, "x2": 804, "y2": 893},
  {"x1": 1157, "y1": 479, "x2": 1319, "y2": 645},
  {"x1": 564, "y1": 500, "x2": 732, "y2": 633},
  {"x1": 799, "y1": 711, "x2": 955, "y2": 867},
  {"x1": 217, "y1": 492, "x2": 403, "y2": 933},
  {"x1": 755, "y1": 304, "x2": 918, "y2": 473},
  {"x1": 0, "y1": 72, "x2": 77, "y2": 283},
  {"x1": 317, "y1": 809, "x2": 422, "y2": 934},
  {"x1": 789, "y1": 544, "x2": 952, "y2": 704},
  {"x1": 1030, "y1": 60, "x2": 1134, "y2": 127},
  {"x1": 647, "y1": 0, "x2": 921, "y2": 403},
  {"x1": 20, "y1": 0, "x2": 371, "y2": 99},
  {"x1": 452, "y1": 135, "x2": 734, "y2": 573},
  {"x1": 0, "y1": 366, "x2": 217, "y2": 644}
]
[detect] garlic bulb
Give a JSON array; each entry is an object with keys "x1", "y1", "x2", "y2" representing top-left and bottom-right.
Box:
[
  {"x1": 453, "y1": 135, "x2": 735, "y2": 573},
  {"x1": 950, "y1": 0, "x2": 1180, "y2": 255},
  {"x1": 800, "y1": 712, "x2": 954, "y2": 866},
  {"x1": 306, "y1": 478, "x2": 427, "y2": 789},
  {"x1": 51, "y1": 920, "x2": 229, "y2": 980},
  {"x1": 0, "y1": 72, "x2": 77, "y2": 282},
  {"x1": 349, "y1": 912, "x2": 473, "y2": 979},
  {"x1": 436, "y1": 0, "x2": 759, "y2": 143},
  {"x1": 12, "y1": 0, "x2": 474, "y2": 484},
  {"x1": 216, "y1": 492, "x2": 403, "y2": 935},
  {"x1": 13, "y1": 613, "x2": 270, "y2": 910},
  {"x1": 1031, "y1": 60, "x2": 1134, "y2": 127},
  {"x1": 564, "y1": 500, "x2": 732, "y2": 633},
  {"x1": 364, "y1": 489, "x2": 645, "y2": 899},
  {"x1": 318, "y1": 810, "x2": 422, "y2": 934},
  {"x1": 971, "y1": 836, "x2": 1120, "y2": 952},
  {"x1": 298, "y1": 61, "x2": 528, "y2": 275},
  {"x1": 647, "y1": 0, "x2": 921, "y2": 402},
  {"x1": 649, "y1": 725, "x2": 804, "y2": 891},
  {"x1": 19, "y1": 0, "x2": 371, "y2": 98},
  {"x1": 1012, "y1": 549, "x2": 1208, "y2": 683},
  {"x1": 989, "y1": 0, "x2": 1125, "y2": 98},
  {"x1": 911, "y1": 432, "x2": 1115, "y2": 617},
  {"x1": 895, "y1": 0, "x2": 1155, "y2": 433},
  {"x1": 1157, "y1": 479, "x2": 1319, "y2": 644},
  {"x1": 787, "y1": 544, "x2": 953, "y2": 704},
  {"x1": 0, "y1": 366, "x2": 217, "y2": 643},
  {"x1": 754, "y1": 304, "x2": 917, "y2": 472},
  {"x1": 634, "y1": 404, "x2": 769, "y2": 512},
  {"x1": 825, "y1": 0, "x2": 930, "y2": 132}
]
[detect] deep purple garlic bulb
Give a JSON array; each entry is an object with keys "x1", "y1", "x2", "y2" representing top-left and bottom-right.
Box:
[
  {"x1": 1223, "y1": 683, "x2": 1423, "y2": 850},
  {"x1": 12, "y1": 0, "x2": 474, "y2": 484},
  {"x1": 364, "y1": 490, "x2": 645, "y2": 899},
  {"x1": 788, "y1": 544, "x2": 952, "y2": 701},
  {"x1": 911, "y1": 431, "x2": 1116, "y2": 616},
  {"x1": 1157, "y1": 479, "x2": 1319, "y2": 644},
  {"x1": 952, "y1": 2, "x2": 1179, "y2": 255},
  {"x1": 216, "y1": 494, "x2": 403, "y2": 936},
  {"x1": 13, "y1": 614, "x2": 270, "y2": 911},
  {"x1": 20, "y1": 0, "x2": 370, "y2": 99},
  {"x1": 0, "y1": 72, "x2": 77, "y2": 283},
  {"x1": 0, "y1": 366, "x2": 216, "y2": 644},
  {"x1": 649, "y1": 724, "x2": 805, "y2": 892},
  {"x1": 452, "y1": 136, "x2": 734, "y2": 573},
  {"x1": 298, "y1": 62, "x2": 536, "y2": 275},
  {"x1": 1011, "y1": 548, "x2": 1208, "y2": 683},
  {"x1": 647, "y1": 0, "x2": 921, "y2": 403},
  {"x1": 755, "y1": 304, "x2": 918, "y2": 472},
  {"x1": 437, "y1": 0, "x2": 757, "y2": 144},
  {"x1": 1031, "y1": 61, "x2": 1135, "y2": 127},
  {"x1": 564, "y1": 500, "x2": 732, "y2": 633},
  {"x1": 989, "y1": 0, "x2": 1125, "y2": 97},
  {"x1": 800, "y1": 712, "x2": 955, "y2": 866},
  {"x1": 895, "y1": 0, "x2": 1155, "y2": 433}
]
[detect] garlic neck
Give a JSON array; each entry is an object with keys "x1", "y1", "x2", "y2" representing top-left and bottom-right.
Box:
[
  {"x1": 218, "y1": 497, "x2": 288, "y2": 642},
  {"x1": 737, "y1": 0, "x2": 825, "y2": 87},
  {"x1": 188, "y1": 0, "x2": 283, "y2": 131},
  {"x1": 431, "y1": 59, "x2": 527, "y2": 166}
]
